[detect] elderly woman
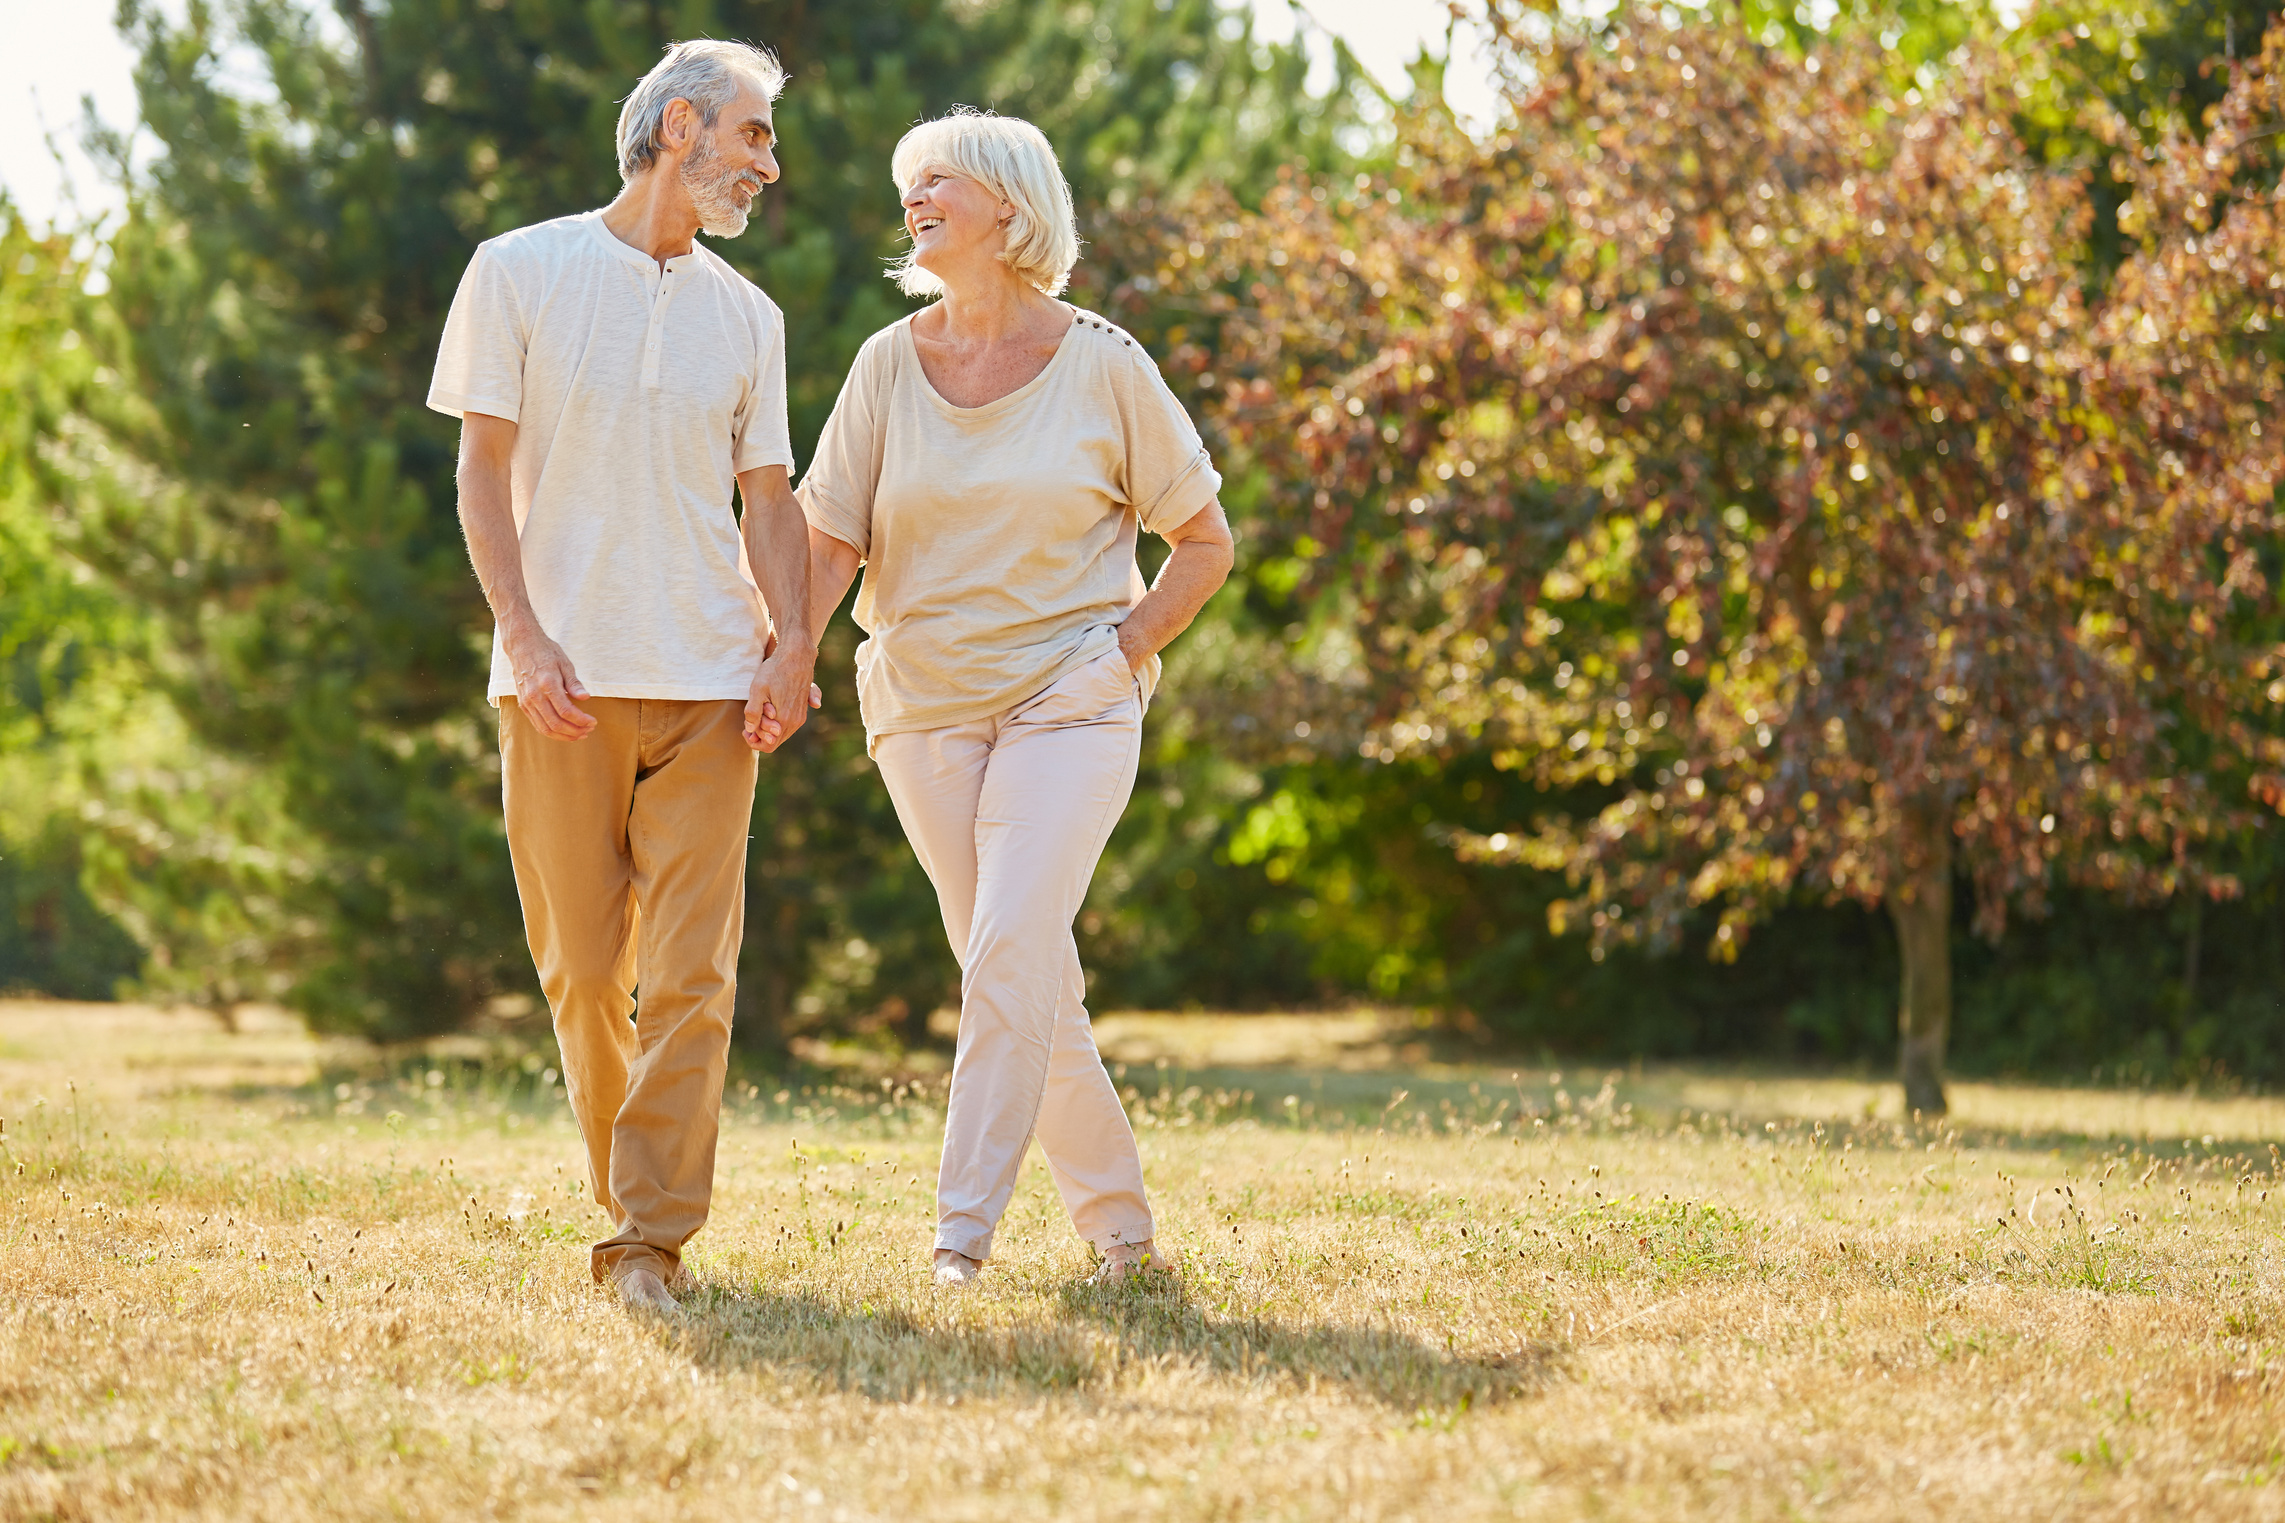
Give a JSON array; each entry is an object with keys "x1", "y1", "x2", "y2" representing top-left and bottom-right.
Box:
[{"x1": 798, "y1": 111, "x2": 1234, "y2": 1288}]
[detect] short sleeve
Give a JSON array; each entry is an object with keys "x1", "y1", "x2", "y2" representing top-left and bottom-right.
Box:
[
  {"x1": 426, "y1": 245, "x2": 525, "y2": 423},
  {"x1": 796, "y1": 331, "x2": 890, "y2": 562},
  {"x1": 1116, "y1": 346, "x2": 1223, "y2": 536},
  {"x1": 733, "y1": 298, "x2": 796, "y2": 473}
]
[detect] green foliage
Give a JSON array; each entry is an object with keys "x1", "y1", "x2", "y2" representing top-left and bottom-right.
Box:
[
  {"x1": 27, "y1": 0, "x2": 1368, "y2": 1041},
  {"x1": 0, "y1": 820, "x2": 141, "y2": 1001},
  {"x1": 0, "y1": 207, "x2": 147, "y2": 1000},
  {"x1": 12, "y1": 0, "x2": 2281, "y2": 1095}
]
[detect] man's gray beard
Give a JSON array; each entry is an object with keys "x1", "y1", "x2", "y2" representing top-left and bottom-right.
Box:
[{"x1": 682, "y1": 139, "x2": 756, "y2": 239}]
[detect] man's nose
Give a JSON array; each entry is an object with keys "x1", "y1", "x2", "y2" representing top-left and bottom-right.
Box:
[{"x1": 753, "y1": 147, "x2": 780, "y2": 185}]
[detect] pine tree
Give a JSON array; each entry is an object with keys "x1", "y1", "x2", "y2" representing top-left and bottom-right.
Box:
[{"x1": 47, "y1": 0, "x2": 1364, "y2": 1040}]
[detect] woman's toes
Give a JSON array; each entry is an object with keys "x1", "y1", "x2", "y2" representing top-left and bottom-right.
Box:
[
  {"x1": 933, "y1": 1251, "x2": 982, "y2": 1288},
  {"x1": 1085, "y1": 1241, "x2": 1174, "y2": 1287}
]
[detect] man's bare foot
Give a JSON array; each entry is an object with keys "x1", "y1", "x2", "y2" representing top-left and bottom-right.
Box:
[
  {"x1": 932, "y1": 1248, "x2": 982, "y2": 1288},
  {"x1": 1085, "y1": 1239, "x2": 1173, "y2": 1288},
  {"x1": 617, "y1": 1266, "x2": 679, "y2": 1315}
]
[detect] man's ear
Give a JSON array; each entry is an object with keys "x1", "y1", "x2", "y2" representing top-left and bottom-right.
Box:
[{"x1": 660, "y1": 97, "x2": 694, "y2": 153}]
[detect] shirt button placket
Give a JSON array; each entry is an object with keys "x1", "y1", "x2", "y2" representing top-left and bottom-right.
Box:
[{"x1": 643, "y1": 266, "x2": 673, "y2": 388}]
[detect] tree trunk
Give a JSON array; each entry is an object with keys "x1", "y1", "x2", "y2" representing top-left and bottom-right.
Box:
[
  {"x1": 2181, "y1": 890, "x2": 2202, "y2": 1017},
  {"x1": 1888, "y1": 802, "x2": 1954, "y2": 1116}
]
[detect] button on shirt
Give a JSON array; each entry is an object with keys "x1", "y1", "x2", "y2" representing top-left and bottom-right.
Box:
[{"x1": 427, "y1": 212, "x2": 795, "y2": 702}]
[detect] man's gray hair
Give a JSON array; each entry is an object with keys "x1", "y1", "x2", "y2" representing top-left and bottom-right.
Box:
[{"x1": 615, "y1": 40, "x2": 786, "y2": 183}]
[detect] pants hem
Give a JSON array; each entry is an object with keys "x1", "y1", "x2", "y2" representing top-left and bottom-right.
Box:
[
  {"x1": 593, "y1": 1244, "x2": 677, "y2": 1285},
  {"x1": 935, "y1": 1229, "x2": 994, "y2": 1260}
]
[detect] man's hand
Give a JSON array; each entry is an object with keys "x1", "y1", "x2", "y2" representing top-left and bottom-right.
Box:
[
  {"x1": 505, "y1": 625, "x2": 597, "y2": 740},
  {"x1": 457, "y1": 412, "x2": 600, "y2": 739},
  {"x1": 737, "y1": 463, "x2": 820, "y2": 754},
  {"x1": 745, "y1": 639, "x2": 821, "y2": 753}
]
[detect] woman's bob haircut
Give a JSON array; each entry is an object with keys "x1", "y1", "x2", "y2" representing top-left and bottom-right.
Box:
[{"x1": 889, "y1": 109, "x2": 1080, "y2": 299}]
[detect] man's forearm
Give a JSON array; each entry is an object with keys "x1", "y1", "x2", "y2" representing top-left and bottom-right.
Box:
[
  {"x1": 742, "y1": 475, "x2": 814, "y2": 657},
  {"x1": 457, "y1": 461, "x2": 539, "y2": 641}
]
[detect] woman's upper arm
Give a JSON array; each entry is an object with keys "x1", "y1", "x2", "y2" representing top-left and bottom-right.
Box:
[
  {"x1": 796, "y1": 343, "x2": 887, "y2": 559},
  {"x1": 1156, "y1": 498, "x2": 1234, "y2": 554},
  {"x1": 809, "y1": 525, "x2": 864, "y2": 573}
]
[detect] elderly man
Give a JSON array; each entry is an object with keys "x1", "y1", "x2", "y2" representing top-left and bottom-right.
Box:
[{"x1": 427, "y1": 39, "x2": 815, "y2": 1315}]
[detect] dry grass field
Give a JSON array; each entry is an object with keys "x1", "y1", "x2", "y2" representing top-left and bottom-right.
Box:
[{"x1": 3, "y1": 999, "x2": 2283, "y2": 1521}]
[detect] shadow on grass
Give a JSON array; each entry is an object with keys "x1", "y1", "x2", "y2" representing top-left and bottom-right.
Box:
[{"x1": 673, "y1": 1278, "x2": 1556, "y2": 1409}]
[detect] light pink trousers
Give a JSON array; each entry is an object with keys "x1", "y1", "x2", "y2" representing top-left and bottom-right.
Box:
[{"x1": 874, "y1": 646, "x2": 1155, "y2": 1261}]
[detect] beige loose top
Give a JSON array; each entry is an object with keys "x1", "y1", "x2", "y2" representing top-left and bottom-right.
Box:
[{"x1": 798, "y1": 308, "x2": 1222, "y2": 743}]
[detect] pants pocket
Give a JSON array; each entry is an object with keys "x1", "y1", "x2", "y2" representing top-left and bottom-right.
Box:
[
  {"x1": 1133, "y1": 650, "x2": 1159, "y2": 713},
  {"x1": 1100, "y1": 642, "x2": 1155, "y2": 716}
]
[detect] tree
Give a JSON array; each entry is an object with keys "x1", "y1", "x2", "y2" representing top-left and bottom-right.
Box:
[
  {"x1": 1174, "y1": 5, "x2": 2284, "y2": 1110},
  {"x1": 36, "y1": 0, "x2": 1366, "y2": 1040},
  {"x1": 0, "y1": 206, "x2": 148, "y2": 999}
]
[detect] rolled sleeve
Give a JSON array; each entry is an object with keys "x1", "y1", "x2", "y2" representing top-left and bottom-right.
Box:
[
  {"x1": 427, "y1": 246, "x2": 525, "y2": 423},
  {"x1": 1136, "y1": 447, "x2": 1223, "y2": 536},
  {"x1": 1119, "y1": 351, "x2": 1223, "y2": 536}
]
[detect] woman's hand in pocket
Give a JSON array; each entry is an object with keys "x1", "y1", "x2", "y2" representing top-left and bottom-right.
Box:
[{"x1": 1116, "y1": 624, "x2": 1148, "y2": 677}]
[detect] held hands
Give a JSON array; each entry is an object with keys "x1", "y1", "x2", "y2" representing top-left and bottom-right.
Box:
[
  {"x1": 745, "y1": 628, "x2": 822, "y2": 753},
  {"x1": 506, "y1": 625, "x2": 597, "y2": 740}
]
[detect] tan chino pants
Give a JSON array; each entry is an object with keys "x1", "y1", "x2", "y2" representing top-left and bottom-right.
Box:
[
  {"x1": 875, "y1": 646, "x2": 1155, "y2": 1261},
  {"x1": 499, "y1": 695, "x2": 756, "y2": 1285}
]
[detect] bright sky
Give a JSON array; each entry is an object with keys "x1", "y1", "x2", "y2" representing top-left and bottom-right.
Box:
[
  {"x1": 0, "y1": 0, "x2": 146, "y2": 233},
  {"x1": 0, "y1": 0, "x2": 1500, "y2": 235},
  {"x1": 1250, "y1": 0, "x2": 1504, "y2": 126}
]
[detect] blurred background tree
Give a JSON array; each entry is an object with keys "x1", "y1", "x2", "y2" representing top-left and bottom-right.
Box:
[
  {"x1": 19, "y1": 0, "x2": 1369, "y2": 1043},
  {"x1": 0, "y1": 206, "x2": 148, "y2": 1000},
  {"x1": 1099, "y1": 0, "x2": 2284, "y2": 1105},
  {"x1": 7, "y1": 0, "x2": 2284, "y2": 1095}
]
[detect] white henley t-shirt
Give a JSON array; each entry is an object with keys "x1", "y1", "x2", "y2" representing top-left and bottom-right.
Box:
[{"x1": 427, "y1": 211, "x2": 795, "y2": 703}]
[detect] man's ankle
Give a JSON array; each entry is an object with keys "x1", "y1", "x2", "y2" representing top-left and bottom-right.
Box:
[{"x1": 616, "y1": 1265, "x2": 678, "y2": 1314}]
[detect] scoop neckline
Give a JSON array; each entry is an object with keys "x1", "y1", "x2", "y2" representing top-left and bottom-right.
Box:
[{"x1": 899, "y1": 304, "x2": 1082, "y2": 419}]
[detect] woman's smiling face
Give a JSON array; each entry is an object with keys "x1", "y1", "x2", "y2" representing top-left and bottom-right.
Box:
[{"x1": 901, "y1": 164, "x2": 1007, "y2": 281}]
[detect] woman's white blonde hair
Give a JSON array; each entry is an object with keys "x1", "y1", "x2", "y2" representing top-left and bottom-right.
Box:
[{"x1": 889, "y1": 109, "x2": 1080, "y2": 298}]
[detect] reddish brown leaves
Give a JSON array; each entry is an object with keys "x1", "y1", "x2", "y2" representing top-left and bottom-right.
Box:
[{"x1": 1176, "y1": 9, "x2": 2285, "y2": 953}]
